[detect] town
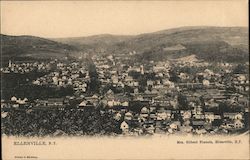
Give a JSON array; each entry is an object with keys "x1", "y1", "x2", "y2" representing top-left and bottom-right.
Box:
[{"x1": 1, "y1": 52, "x2": 249, "y2": 136}]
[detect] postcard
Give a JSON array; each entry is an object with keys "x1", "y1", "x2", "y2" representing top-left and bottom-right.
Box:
[{"x1": 1, "y1": 0, "x2": 249, "y2": 159}]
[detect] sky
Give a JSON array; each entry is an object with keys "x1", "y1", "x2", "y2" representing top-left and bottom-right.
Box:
[{"x1": 1, "y1": 1, "x2": 248, "y2": 38}]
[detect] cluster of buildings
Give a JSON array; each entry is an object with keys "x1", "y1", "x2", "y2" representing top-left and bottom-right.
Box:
[
  {"x1": 1, "y1": 60, "x2": 50, "y2": 73},
  {"x1": 114, "y1": 106, "x2": 245, "y2": 135},
  {"x1": 1, "y1": 53, "x2": 249, "y2": 136},
  {"x1": 91, "y1": 54, "x2": 249, "y2": 135},
  {"x1": 31, "y1": 61, "x2": 90, "y2": 94}
]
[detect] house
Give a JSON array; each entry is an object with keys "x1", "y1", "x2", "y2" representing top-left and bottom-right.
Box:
[
  {"x1": 204, "y1": 122, "x2": 212, "y2": 130},
  {"x1": 47, "y1": 98, "x2": 64, "y2": 106},
  {"x1": 192, "y1": 120, "x2": 205, "y2": 129},
  {"x1": 149, "y1": 113, "x2": 157, "y2": 120},
  {"x1": 1, "y1": 111, "x2": 8, "y2": 118},
  {"x1": 140, "y1": 107, "x2": 149, "y2": 119},
  {"x1": 141, "y1": 107, "x2": 149, "y2": 114},
  {"x1": 223, "y1": 121, "x2": 235, "y2": 129},
  {"x1": 35, "y1": 99, "x2": 49, "y2": 106},
  {"x1": 106, "y1": 96, "x2": 129, "y2": 107},
  {"x1": 234, "y1": 120, "x2": 244, "y2": 129},
  {"x1": 223, "y1": 113, "x2": 243, "y2": 120},
  {"x1": 155, "y1": 121, "x2": 166, "y2": 133},
  {"x1": 111, "y1": 75, "x2": 119, "y2": 84},
  {"x1": 234, "y1": 74, "x2": 247, "y2": 83},
  {"x1": 78, "y1": 101, "x2": 94, "y2": 110},
  {"x1": 124, "y1": 76, "x2": 134, "y2": 83},
  {"x1": 11, "y1": 96, "x2": 17, "y2": 102},
  {"x1": 11, "y1": 101, "x2": 20, "y2": 108},
  {"x1": 85, "y1": 95, "x2": 99, "y2": 106},
  {"x1": 225, "y1": 98, "x2": 241, "y2": 108},
  {"x1": 144, "y1": 125, "x2": 155, "y2": 134},
  {"x1": 34, "y1": 98, "x2": 65, "y2": 110},
  {"x1": 124, "y1": 112, "x2": 133, "y2": 121},
  {"x1": 205, "y1": 99, "x2": 219, "y2": 108},
  {"x1": 234, "y1": 119, "x2": 244, "y2": 129},
  {"x1": 204, "y1": 112, "x2": 215, "y2": 123},
  {"x1": 192, "y1": 105, "x2": 203, "y2": 115},
  {"x1": 11, "y1": 97, "x2": 28, "y2": 105},
  {"x1": 179, "y1": 125, "x2": 193, "y2": 133},
  {"x1": 238, "y1": 97, "x2": 249, "y2": 108},
  {"x1": 182, "y1": 111, "x2": 192, "y2": 120},
  {"x1": 169, "y1": 121, "x2": 181, "y2": 130},
  {"x1": 114, "y1": 112, "x2": 122, "y2": 121},
  {"x1": 155, "y1": 127, "x2": 166, "y2": 134},
  {"x1": 134, "y1": 95, "x2": 144, "y2": 101},
  {"x1": 120, "y1": 121, "x2": 129, "y2": 133},
  {"x1": 179, "y1": 72, "x2": 189, "y2": 80},
  {"x1": 127, "y1": 66, "x2": 140, "y2": 73},
  {"x1": 183, "y1": 120, "x2": 191, "y2": 126},
  {"x1": 149, "y1": 106, "x2": 156, "y2": 112},
  {"x1": 153, "y1": 66, "x2": 167, "y2": 73},
  {"x1": 131, "y1": 115, "x2": 141, "y2": 126},
  {"x1": 214, "y1": 115, "x2": 222, "y2": 119},
  {"x1": 79, "y1": 101, "x2": 87, "y2": 107},
  {"x1": 169, "y1": 99, "x2": 178, "y2": 109},
  {"x1": 141, "y1": 93, "x2": 158, "y2": 101},
  {"x1": 117, "y1": 82, "x2": 125, "y2": 88},
  {"x1": 162, "y1": 80, "x2": 175, "y2": 88},
  {"x1": 104, "y1": 92, "x2": 129, "y2": 107},
  {"x1": 156, "y1": 110, "x2": 168, "y2": 121},
  {"x1": 147, "y1": 80, "x2": 154, "y2": 86},
  {"x1": 223, "y1": 120, "x2": 244, "y2": 130},
  {"x1": 195, "y1": 128, "x2": 207, "y2": 135},
  {"x1": 202, "y1": 79, "x2": 210, "y2": 87},
  {"x1": 105, "y1": 89, "x2": 115, "y2": 98},
  {"x1": 165, "y1": 110, "x2": 172, "y2": 119}
]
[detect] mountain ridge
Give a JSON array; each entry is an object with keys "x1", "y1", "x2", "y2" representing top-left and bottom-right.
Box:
[
  {"x1": 1, "y1": 26, "x2": 249, "y2": 63},
  {"x1": 1, "y1": 34, "x2": 80, "y2": 63}
]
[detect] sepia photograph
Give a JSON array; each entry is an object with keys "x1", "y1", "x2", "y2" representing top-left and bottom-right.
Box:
[{"x1": 1, "y1": 0, "x2": 249, "y2": 159}]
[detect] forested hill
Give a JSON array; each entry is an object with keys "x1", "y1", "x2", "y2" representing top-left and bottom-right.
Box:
[
  {"x1": 54, "y1": 26, "x2": 249, "y2": 62},
  {"x1": 1, "y1": 34, "x2": 79, "y2": 62},
  {"x1": 1, "y1": 26, "x2": 249, "y2": 63}
]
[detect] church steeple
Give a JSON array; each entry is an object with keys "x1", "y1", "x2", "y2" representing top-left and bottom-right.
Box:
[
  {"x1": 8, "y1": 60, "x2": 12, "y2": 68},
  {"x1": 140, "y1": 65, "x2": 144, "y2": 75}
]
